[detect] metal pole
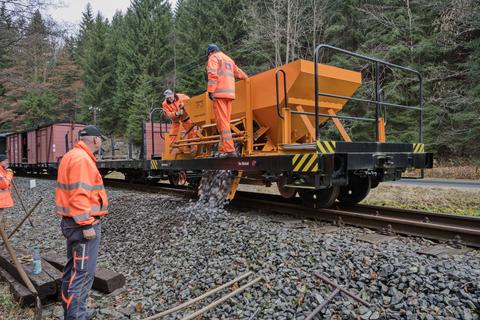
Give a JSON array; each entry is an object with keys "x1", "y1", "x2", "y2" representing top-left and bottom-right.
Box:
[
  {"x1": 419, "y1": 75, "x2": 423, "y2": 143},
  {"x1": 128, "y1": 136, "x2": 133, "y2": 160},
  {"x1": 305, "y1": 287, "x2": 341, "y2": 320},
  {"x1": 7, "y1": 198, "x2": 42, "y2": 239},
  {"x1": 375, "y1": 61, "x2": 381, "y2": 142},
  {"x1": 151, "y1": 115, "x2": 155, "y2": 159},
  {"x1": 181, "y1": 277, "x2": 262, "y2": 320},
  {"x1": 0, "y1": 223, "x2": 42, "y2": 319},
  {"x1": 11, "y1": 180, "x2": 34, "y2": 228},
  {"x1": 314, "y1": 48, "x2": 319, "y2": 140},
  {"x1": 111, "y1": 137, "x2": 115, "y2": 158},
  {"x1": 144, "y1": 272, "x2": 253, "y2": 319},
  {"x1": 419, "y1": 74, "x2": 424, "y2": 179},
  {"x1": 314, "y1": 272, "x2": 371, "y2": 306}
]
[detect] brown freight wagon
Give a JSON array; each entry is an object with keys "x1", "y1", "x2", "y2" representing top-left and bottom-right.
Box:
[{"x1": 7, "y1": 122, "x2": 86, "y2": 171}]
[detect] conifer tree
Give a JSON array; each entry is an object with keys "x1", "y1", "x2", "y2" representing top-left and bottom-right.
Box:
[
  {"x1": 175, "y1": 0, "x2": 250, "y2": 94},
  {"x1": 115, "y1": 0, "x2": 173, "y2": 142},
  {"x1": 79, "y1": 13, "x2": 115, "y2": 131},
  {"x1": 74, "y1": 3, "x2": 94, "y2": 63}
]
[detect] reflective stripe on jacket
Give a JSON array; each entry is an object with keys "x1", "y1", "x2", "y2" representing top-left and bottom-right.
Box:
[
  {"x1": 207, "y1": 51, "x2": 247, "y2": 99},
  {"x1": 0, "y1": 165, "x2": 13, "y2": 208},
  {"x1": 162, "y1": 93, "x2": 190, "y2": 122},
  {"x1": 56, "y1": 141, "x2": 109, "y2": 226}
]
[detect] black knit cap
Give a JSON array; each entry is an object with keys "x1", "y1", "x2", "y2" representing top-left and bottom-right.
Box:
[
  {"x1": 0, "y1": 154, "x2": 7, "y2": 161},
  {"x1": 79, "y1": 125, "x2": 107, "y2": 141}
]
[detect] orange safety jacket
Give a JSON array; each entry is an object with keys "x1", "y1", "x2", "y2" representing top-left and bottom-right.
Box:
[
  {"x1": 56, "y1": 141, "x2": 109, "y2": 226},
  {"x1": 162, "y1": 94, "x2": 190, "y2": 121},
  {"x1": 207, "y1": 51, "x2": 247, "y2": 99},
  {"x1": 0, "y1": 165, "x2": 14, "y2": 208}
]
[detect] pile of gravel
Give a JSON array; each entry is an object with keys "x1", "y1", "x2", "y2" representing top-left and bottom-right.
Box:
[
  {"x1": 197, "y1": 170, "x2": 234, "y2": 209},
  {"x1": 2, "y1": 177, "x2": 479, "y2": 320}
]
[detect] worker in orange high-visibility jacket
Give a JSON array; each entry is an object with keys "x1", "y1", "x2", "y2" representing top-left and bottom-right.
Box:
[
  {"x1": 0, "y1": 154, "x2": 14, "y2": 211},
  {"x1": 56, "y1": 125, "x2": 109, "y2": 320},
  {"x1": 206, "y1": 44, "x2": 248, "y2": 158},
  {"x1": 162, "y1": 89, "x2": 197, "y2": 153}
]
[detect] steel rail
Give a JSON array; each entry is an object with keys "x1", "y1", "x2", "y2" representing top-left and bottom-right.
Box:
[
  {"x1": 16, "y1": 176, "x2": 480, "y2": 248},
  {"x1": 232, "y1": 192, "x2": 480, "y2": 249}
]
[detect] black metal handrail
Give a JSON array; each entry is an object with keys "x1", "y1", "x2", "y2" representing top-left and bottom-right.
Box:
[
  {"x1": 275, "y1": 69, "x2": 288, "y2": 119},
  {"x1": 313, "y1": 44, "x2": 423, "y2": 142}
]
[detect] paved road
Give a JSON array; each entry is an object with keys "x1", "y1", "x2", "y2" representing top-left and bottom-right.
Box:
[{"x1": 388, "y1": 178, "x2": 480, "y2": 189}]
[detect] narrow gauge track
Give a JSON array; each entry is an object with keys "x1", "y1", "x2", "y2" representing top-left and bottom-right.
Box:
[{"x1": 102, "y1": 178, "x2": 480, "y2": 249}]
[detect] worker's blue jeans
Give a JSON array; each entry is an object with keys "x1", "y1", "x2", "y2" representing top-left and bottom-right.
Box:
[{"x1": 61, "y1": 218, "x2": 101, "y2": 320}]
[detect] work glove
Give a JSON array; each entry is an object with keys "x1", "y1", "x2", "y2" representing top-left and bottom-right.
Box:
[
  {"x1": 83, "y1": 228, "x2": 96, "y2": 240},
  {"x1": 208, "y1": 92, "x2": 214, "y2": 101},
  {"x1": 175, "y1": 109, "x2": 184, "y2": 117}
]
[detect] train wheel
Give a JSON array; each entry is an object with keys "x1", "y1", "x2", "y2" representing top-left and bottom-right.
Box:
[
  {"x1": 299, "y1": 187, "x2": 340, "y2": 208},
  {"x1": 168, "y1": 171, "x2": 187, "y2": 186},
  {"x1": 337, "y1": 175, "x2": 371, "y2": 204},
  {"x1": 277, "y1": 177, "x2": 297, "y2": 199}
]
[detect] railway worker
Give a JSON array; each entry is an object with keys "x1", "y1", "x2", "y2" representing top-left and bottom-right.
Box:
[
  {"x1": 206, "y1": 43, "x2": 248, "y2": 158},
  {"x1": 56, "y1": 125, "x2": 109, "y2": 320},
  {"x1": 0, "y1": 154, "x2": 14, "y2": 219},
  {"x1": 162, "y1": 89, "x2": 197, "y2": 153}
]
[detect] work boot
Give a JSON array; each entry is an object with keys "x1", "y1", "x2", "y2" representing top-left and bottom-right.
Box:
[{"x1": 59, "y1": 308, "x2": 97, "y2": 320}]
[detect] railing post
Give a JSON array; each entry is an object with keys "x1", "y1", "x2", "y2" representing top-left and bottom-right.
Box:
[
  {"x1": 245, "y1": 78, "x2": 253, "y2": 155},
  {"x1": 314, "y1": 48, "x2": 320, "y2": 140},
  {"x1": 151, "y1": 120, "x2": 154, "y2": 158},
  {"x1": 375, "y1": 61, "x2": 381, "y2": 142},
  {"x1": 283, "y1": 108, "x2": 292, "y2": 144},
  {"x1": 419, "y1": 75, "x2": 423, "y2": 143},
  {"x1": 275, "y1": 69, "x2": 287, "y2": 120}
]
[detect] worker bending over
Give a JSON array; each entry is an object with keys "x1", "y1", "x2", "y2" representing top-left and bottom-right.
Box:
[
  {"x1": 56, "y1": 125, "x2": 109, "y2": 320},
  {"x1": 0, "y1": 154, "x2": 14, "y2": 219},
  {"x1": 206, "y1": 44, "x2": 248, "y2": 158},
  {"x1": 162, "y1": 89, "x2": 197, "y2": 154}
]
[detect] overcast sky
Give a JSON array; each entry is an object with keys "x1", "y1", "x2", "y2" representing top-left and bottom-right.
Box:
[{"x1": 45, "y1": 0, "x2": 177, "y2": 26}]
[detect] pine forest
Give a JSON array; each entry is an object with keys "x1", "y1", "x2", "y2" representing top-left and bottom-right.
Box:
[{"x1": 0, "y1": 0, "x2": 479, "y2": 160}]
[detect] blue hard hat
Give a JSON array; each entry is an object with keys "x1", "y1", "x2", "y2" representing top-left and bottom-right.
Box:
[{"x1": 207, "y1": 44, "x2": 220, "y2": 56}]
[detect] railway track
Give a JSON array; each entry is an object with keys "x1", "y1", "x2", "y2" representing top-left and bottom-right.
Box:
[
  {"x1": 14, "y1": 175, "x2": 480, "y2": 248},
  {"x1": 233, "y1": 192, "x2": 480, "y2": 249},
  {"x1": 102, "y1": 178, "x2": 480, "y2": 249}
]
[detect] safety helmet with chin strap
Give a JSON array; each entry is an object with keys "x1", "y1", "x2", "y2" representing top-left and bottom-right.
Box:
[
  {"x1": 207, "y1": 44, "x2": 220, "y2": 56},
  {"x1": 163, "y1": 89, "x2": 174, "y2": 98}
]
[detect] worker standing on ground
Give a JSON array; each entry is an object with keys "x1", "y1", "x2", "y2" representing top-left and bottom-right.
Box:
[
  {"x1": 0, "y1": 154, "x2": 14, "y2": 219},
  {"x1": 206, "y1": 44, "x2": 248, "y2": 158},
  {"x1": 162, "y1": 89, "x2": 197, "y2": 153},
  {"x1": 56, "y1": 125, "x2": 109, "y2": 320}
]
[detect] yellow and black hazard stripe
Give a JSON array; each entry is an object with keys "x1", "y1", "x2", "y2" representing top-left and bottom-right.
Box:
[
  {"x1": 413, "y1": 143, "x2": 425, "y2": 153},
  {"x1": 292, "y1": 153, "x2": 319, "y2": 172},
  {"x1": 316, "y1": 140, "x2": 336, "y2": 154},
  {"x1": 151, "y1": 160, "x2": 159, "y2": 170}
]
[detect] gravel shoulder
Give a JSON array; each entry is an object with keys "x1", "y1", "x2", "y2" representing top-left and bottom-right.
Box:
[
  {"x1": 238, "y1": 182, "x2": 480, "y2": 216},
  {"x1": 0, "y1": 178, "x2": 479, "y2": 319}
]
